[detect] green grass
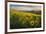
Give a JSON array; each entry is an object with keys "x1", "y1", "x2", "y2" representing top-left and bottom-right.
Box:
[{"x1": 10, "y1": 9, "x2": 41, "y2": 29}]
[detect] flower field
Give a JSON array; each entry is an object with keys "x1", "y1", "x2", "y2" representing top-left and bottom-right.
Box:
[{"x1": 10, "y1": 9, "x2": 41, "y2": 29}]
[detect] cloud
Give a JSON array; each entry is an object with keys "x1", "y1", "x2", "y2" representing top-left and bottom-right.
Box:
[{"x1": 10, "y1": 4, "x2": 41, "y2": 11}]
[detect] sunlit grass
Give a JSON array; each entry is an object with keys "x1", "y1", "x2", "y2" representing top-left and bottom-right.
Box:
[{"x1": 10, "y1": 9, "x2": 41, "y2": 29}]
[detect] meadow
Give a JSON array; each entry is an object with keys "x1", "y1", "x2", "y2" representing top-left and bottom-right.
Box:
[{"x1": 10, "y1": 9, "x2": 41, "y2": 29}]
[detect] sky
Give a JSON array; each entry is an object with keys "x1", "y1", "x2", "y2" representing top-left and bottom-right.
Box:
[{"x1": 10, "y1": 4, "x2": 41, "y2": 11}]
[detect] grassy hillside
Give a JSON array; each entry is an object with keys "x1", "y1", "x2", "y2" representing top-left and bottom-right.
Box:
[{"x1": 10, "y1": 9, "x2": 41, "y2": 29}]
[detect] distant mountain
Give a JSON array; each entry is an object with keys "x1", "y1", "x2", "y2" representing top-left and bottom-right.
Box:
[{"x1": 10, "y1": 8, "x2": 41, "y2": 15}]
